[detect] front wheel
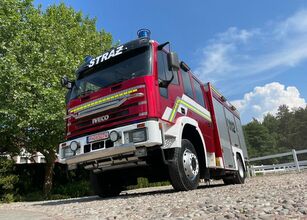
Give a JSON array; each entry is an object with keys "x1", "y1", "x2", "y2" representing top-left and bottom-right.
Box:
[{"x1": 168, "y1": 139, "x2": 200, "y2": 191}]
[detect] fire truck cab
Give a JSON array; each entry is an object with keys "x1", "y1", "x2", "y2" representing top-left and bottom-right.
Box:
[{"x1": 59, "y1": 29, "x2": 248, "y2": 197}]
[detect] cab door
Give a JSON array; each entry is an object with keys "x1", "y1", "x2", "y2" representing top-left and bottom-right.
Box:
[{"x1": 157, "y1": 50, "x2": 182, "y2": 118}]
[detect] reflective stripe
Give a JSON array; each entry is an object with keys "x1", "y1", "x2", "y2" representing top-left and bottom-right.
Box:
[
  {"x1": 211, "y1": 85, "x2": 222, "y2": 97},
  {"x1": 168, "y1": 96, "x2": 212, "y2": 122},
  {"x1": 69, "y1": 85, "x2": 144, "y2": 114}
]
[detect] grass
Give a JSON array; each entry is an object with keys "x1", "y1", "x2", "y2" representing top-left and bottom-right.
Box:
[{"x1": 127, "y1": 177, "x2": 170, "y2": 190}]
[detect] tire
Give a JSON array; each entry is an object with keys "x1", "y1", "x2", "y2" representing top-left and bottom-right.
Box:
[
  {"x1": 168, "y1": 139, "x2": 200, "y2": 191},
  {"x1": 90, "y1": 172, "x2": 123, "y2": 198},
  {"x1": 223, "y1": 178, "x2": 234, "y2": 185},
  {"x1": 235, "y1": 156, "x2": 246, "y2": 184},
  {"x1": 223, "y1": 155, "x2": 245, "y2": 185}
]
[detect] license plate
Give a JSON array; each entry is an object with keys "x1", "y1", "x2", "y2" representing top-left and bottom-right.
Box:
[{"x1": 87, "y1": 131, "x2": 109, "y2": 143}]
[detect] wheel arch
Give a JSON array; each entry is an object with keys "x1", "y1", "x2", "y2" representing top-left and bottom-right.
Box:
[
  {"x1": 182, "y1": 124, "x2": 208, "y2": 177},
  {"x1": 163, "y1": 116, "x2": 208, "y2": 168},
  {"x1": 232, "y1": 146, "x2": 246, "y2": 172}
]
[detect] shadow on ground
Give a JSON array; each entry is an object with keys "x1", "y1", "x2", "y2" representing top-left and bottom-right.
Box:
[{"x1": 35, "y1": 182, "x2": 226, "y2": 206}]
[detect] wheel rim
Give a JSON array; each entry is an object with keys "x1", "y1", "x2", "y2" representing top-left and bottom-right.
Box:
[
  {"x1": 238, "y1": 159, "x2": 244, "y2": 178},
  {"x1": 182, "y1": 149, "x2": 199, "y2": 181}
]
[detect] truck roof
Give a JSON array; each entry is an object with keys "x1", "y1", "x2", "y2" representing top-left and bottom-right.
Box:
[{"x1": 75, "y1": 38, "x2": 151, "y2": 79}]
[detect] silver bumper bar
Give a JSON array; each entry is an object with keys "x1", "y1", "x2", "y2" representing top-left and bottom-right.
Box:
[{"x1": 65, "y1": 144, "x2": 136, "y2": 165}]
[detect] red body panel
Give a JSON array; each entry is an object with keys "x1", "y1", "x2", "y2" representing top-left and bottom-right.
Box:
[
  {"x1": 66, "y1": 75, "x2": 159, "y2": 140},
  {"x1": 204, "y1": 83, "x2": 223, "y2": 158}
]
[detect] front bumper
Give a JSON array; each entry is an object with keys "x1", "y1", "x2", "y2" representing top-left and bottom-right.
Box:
[
  {"x1": 58, "y1": 120, "x2": 163, "y2": 168},
  {"x1": 65, "y1": 143, "x2": 136, "y2": 165}
]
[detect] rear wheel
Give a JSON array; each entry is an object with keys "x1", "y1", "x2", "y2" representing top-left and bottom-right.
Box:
[
  {"x1": 223, "y1": 155, "x2": 245, "y2": 185},
  {"x1": 90, "y1": 172, "x2": 123, "y2": 198},
  {"x1": 236, "y1": 157, "x2": 245, "y2": 184},
  {"x1": 168, "y1": 139, "x2": 200, "y2": 191}
]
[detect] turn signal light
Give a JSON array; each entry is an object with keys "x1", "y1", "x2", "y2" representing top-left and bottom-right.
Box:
[{"x1": 137, "y1": 123, "x2": 146, "y2": 128}]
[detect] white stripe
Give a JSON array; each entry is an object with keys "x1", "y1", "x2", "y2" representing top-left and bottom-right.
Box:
[{"x1": 181, "y1": 94, "x2": 212, "y2": 120}]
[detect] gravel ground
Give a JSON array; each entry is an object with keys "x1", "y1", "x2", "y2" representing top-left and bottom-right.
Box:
[{"x1": 0, "y1": 171, "x2": 307, "y2": 220}]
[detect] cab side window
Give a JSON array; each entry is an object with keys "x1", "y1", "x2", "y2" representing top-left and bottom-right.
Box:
[
  {"x1": 192, "y1": 78, "x2": 205, "y2": 107},
  {"x1": 181, "y1": 68, "x2": 193, "y2": 98}
]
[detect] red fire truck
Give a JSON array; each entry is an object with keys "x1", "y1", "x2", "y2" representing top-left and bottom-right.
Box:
[{"x1": 59, "y1": 29, "x2": 248, "y2": 197}]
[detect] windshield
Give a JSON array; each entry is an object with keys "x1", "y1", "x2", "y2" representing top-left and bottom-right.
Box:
[{"x1": 70, "y1": 46, "x2": 151, "y2": 100}]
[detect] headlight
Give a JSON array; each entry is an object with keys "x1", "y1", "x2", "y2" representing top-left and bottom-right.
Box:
[
  {"x1": 129, "y1": 128, "x2": 147, "y2": 143},
  {"x1": 70, "y1": 141, "x2": 80, "y2": 151},
  {"x1": 110, "y1": 131, "x2": 120, "y2": 142}
]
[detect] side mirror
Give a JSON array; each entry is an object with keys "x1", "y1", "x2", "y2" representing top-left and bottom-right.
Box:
[
  {"x1": 60, "y1": 76, "x2": 73, "y2": 89},
  {"x1": 180, "y1": 61, "x2": 190, "y2": 72},
  {"x1": 167, "y1": 52, "x2": 180, "y2": 71}
]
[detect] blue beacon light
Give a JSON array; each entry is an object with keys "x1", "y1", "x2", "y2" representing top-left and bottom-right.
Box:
[
  {"x1": 84, "y1": 55, "x2": 94, "y2": 64},
  {"x1": 137, "y1": 29, "x2": 151, "y2": 39}
]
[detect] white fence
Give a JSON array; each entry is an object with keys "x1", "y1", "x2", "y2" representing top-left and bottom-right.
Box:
[{"x1": 248, "y1": 149, "x2": 307, "y2": 176}]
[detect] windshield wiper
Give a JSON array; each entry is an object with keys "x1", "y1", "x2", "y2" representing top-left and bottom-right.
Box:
[
  {"x1": 105, "y1": 76, "x2": 131, "y2": 87},
  {"x1": 78, "y1": 89, "x2": 97, "y2": 98}
]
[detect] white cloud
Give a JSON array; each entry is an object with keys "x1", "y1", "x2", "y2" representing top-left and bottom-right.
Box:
[
  {"x1": 195, "y1": 9, "x2": 307, "y2": 95},
  {"x1": 276, "y1": 10, "x2": 307, "y2": 36},
  {"x1": 197, "y1": 43, "x2": 234, "y2": 82},
  {"x1": 196, "y1": 27, "x2": 257, "y2": 79},
  {"x1": 217, "y1": 27, "x2": 257, "y2": 43},
  {"x1": 232, "y1": 82, "x2": 306, "y2": 123}
]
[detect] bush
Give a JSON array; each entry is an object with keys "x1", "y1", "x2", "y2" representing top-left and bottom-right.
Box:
[
  {"x1": 2, "y1": 193, "x2": 15, "y2": 203},
  {"x1": 0, "y1": 157, "x2": 19, "y2": 202},
  {"x1": 13, "y1": 164, "x2": 91, "y2": 201},
  {"x1": 51, "y1": 180, "x2": 91, "y2": 198},
  {"x1": 14, "y1": 163, "x2": 45, "y2": 196},
  {"x1": 20, "y1": 191, "x2": 45, "y2": 202}
]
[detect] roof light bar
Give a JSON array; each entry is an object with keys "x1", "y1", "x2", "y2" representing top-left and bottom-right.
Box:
[{"x1": 137, "y1": 29, "x2": 151, "y2": 39}]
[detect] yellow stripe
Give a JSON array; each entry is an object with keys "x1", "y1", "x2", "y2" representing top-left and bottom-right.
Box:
[
  {"x1": 180, "y1": 100, "x2": 212, "y2": 122},
  {"x1": 211, "y1": 85, "x2": 222, "y2": 97},
  {"x1": 169, "y1": 99, "x2": 212, "y2": 122},
  {"x1": 169, "y1": 99, "x2": 180, "y2": 122},
  {"x1": 70, "y1": 88, "x2": 138, "y2": 113}
]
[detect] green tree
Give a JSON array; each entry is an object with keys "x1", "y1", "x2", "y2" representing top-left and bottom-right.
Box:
[
  {"x1": 0, "y1": 0, "x2": 112, "y2": 196},
  {"x1": 285, "y1": 106, "x2": 307, "y2": 151},
  {"x1": 276, "y1": 105, "x2": 294, "y2": 149},
  {"x1": 243, "y1": 119, "x2": 277, "y2": 158},
  {"x1": 244, "y1": 105, "x2": 307, "y2": 163},
  {"x1": 262, "y1": 113, "x2": 279, "y2": 134}
]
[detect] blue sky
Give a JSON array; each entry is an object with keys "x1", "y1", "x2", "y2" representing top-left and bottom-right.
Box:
[{"x1": 34, "y1": 0, "x2": 307, "y2": 123}]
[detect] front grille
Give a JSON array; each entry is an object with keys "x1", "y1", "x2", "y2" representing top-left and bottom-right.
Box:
[
  {"x1": 76, "y1": 109, "x2": 129, "y2": 128},
  {"x1": 84, "y1": 144, "x2": 90, "y2": 153},
  {"x1": 73, "y1": 102, "x2": 139, "y2": 131},
  {"x1": 83, "y1": 139, "x2": 114, "y2": 154},
  {"x1": 92, "y1": 141, "x2": 104, "y2": 150},
  {"x1": 105, "y1": 140, "x2": 113, "y2": 148}
]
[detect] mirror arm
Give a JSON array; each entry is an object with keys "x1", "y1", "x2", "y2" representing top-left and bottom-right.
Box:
[
  {"x1": 66, "y1": 81, "x2": 75, "y2": 90},
  {"x1": 158, "y1": 42, "x2": 170, "y2": 50},
  {"x1": 159, "y1": 71, "x2": 174, "y2": 88}
]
